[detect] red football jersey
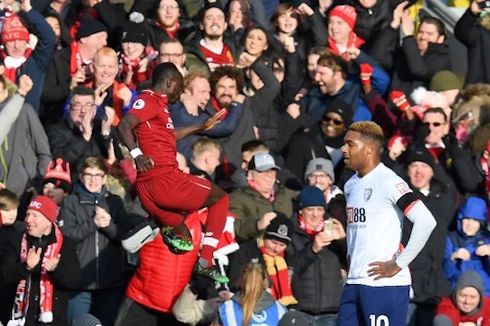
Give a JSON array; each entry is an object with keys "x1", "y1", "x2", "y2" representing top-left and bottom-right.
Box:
[{"x1": 129, "y1": 90, "x2": 177, "y2": 174}]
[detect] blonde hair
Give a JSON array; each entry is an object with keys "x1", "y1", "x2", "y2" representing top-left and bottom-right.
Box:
[
  {"x1": 80, "y1": 156, "x2": 109, "y2": 175},
  {"x1": 191, "y1": 138, "x2": 221, "y2": 161},
  {"x1": 94, "y1": 47, "x2": 118, "y2": 64},
  {"x1": 348, "y1": 121, "x2": 384, "y2": 146},
  {"x1": 239, "y1": 263, "x2": 268, "y2": 326},
  {"x1": 184, "y1": 70, "x2": 210, "y2": 90}
]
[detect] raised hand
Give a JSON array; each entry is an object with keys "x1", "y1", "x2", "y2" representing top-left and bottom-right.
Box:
[
  {"x1": 17, "y1": 75, "x2": 33, "y2": 97},
  {"x1": 203, "y1": 109, "x2": 226, "y2": 130}
]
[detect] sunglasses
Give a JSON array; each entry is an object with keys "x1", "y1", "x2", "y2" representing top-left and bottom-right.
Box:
[
  {"x1": 422, "y1": 122, "x2": 444, "y2": 127},
  {"x1": 323, "y1": 117, "x2": 344, "y2": 126}
]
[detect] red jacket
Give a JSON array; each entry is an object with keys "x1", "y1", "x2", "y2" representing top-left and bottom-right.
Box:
[
  {"x1": 436, "y1": 296, "x2": 490, "y2": 325},
  {"x1": 126, "y1": 212, "x2": 202, "y2": 312}
]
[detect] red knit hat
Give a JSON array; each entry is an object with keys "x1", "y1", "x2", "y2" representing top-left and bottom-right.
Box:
[
  {"x1": 329, "y1": 5, "x2": 357, "y2": 30},
  {"x1": 1, "y1": 13, "x2": 30, "y2": 43},
  {"x1": 27, "y1": 196, "x2": 59, "y2": 223}
]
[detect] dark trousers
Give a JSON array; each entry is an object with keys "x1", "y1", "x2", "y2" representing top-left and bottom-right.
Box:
[{"x1": 114, "y1": 297, "x2": 187, "y2": 326}]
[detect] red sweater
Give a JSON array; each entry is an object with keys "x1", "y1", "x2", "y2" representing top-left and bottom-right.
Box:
[{"x1": 436, "y1": 296, "x2": 490, "y2": 325}]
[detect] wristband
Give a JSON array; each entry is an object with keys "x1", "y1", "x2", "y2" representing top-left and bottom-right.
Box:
[{"x1": 130, "y1": 147, "x2": 143, "y2": 158}]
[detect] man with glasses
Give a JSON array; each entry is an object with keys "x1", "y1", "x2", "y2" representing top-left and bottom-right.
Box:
[
  {"x1": 159, "y1": 38, "x2": 187, "y2": 77},
  {"x1": 416, "y1": 107, "x2": 482, "y2": 194},
  {"x1": 48, "y1": 86, "x2": 114, "y2": 181}
]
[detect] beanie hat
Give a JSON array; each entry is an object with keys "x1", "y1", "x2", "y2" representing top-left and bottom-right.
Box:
[
  {"x1": 430, "y1": 70, "x2": 462, "y2": 92},
  {"x1": 324, "y1": 98, "x2": 354, "y2": 127},
  {"x1": 44, "y1": 158, "x2": 72, "y2": 193},
  {"x1": 199, "y1": 0, "x2": 225, "y2": 21},
  {"x1": 72, "y1": 314, "x2": 102, "y2": 326},
  {"x1": 304, "y1": 158, "x2": 335, "y2": 182},
  {"x1": 329, "y1": 5, "x2": 357, "y2": 30},
  {"x1": 27, "y1": 196, "x2": 59, "y2": 223},
  {"x1": 120, "y1": 21, "x2": 148, "y2": 45},
  {"x1": 404, "y1": 147, "x2": 435, "y2": 170},
  {"x1": 454, "y1": 270, "x2": 484, "y2": 311},
  {"x1": 298, "y1": 186, "x2": 326, "y2": 209},
  {"x1": 264, "y1": 213, "x2": 293, "y2": 245},
  {"x1": 77, "y1": 17, "x2": 107, "y2": 40},
  {"x1": 387, "y1": 134, "x2": 410, "y2": 151},
  {"x1": 279, "y1": 311, "x2": 309, "y2": 326},
  {"x1": 1, "y1": 13, "x2": 29, "y2": 43}
]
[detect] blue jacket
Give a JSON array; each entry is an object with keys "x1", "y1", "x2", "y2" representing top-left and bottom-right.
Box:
[
  {"x1": 219, "y1": 291, "x2": 287, "y2": 326},
  {"x1": 17, "y1": 8, "x2": 56, "y2": 114},
  {"x1": 170, "y1": 101, "x2": 244, "y2": 160},
  {"x1": 444, "y1": 197, "x2": 490, "y2": 296}
]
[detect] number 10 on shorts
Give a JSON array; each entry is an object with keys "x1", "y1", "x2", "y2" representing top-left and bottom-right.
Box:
[{"x1": 369, "y1": 314, "x2": 389, "y2": 326}]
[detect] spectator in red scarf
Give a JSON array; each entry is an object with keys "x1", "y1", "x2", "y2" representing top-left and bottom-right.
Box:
[
  {"x1": 0, "y1": 196, "x2": 80, "y2": 326},
  {"x1": 42, "y1": 16, "x2": 107, "y2": 126},
  {"x1": 1, "y1": 0, "x2": 55, "y2": 115},
  {"x1": 290, "y1": 185, "x2": 346, "y2": 326},
  {"x1": 327, "y1": 5, "x2": 364, "y2": 61}
]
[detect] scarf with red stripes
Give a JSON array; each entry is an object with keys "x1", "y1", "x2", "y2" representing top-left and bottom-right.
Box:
[{"x1": 11, "y1": 225, "x2": 63, "y2": 323}]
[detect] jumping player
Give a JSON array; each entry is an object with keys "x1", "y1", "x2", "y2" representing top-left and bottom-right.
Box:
[
  {"x1": 338, "y1": 121, "x2": 437, "y2": 325},
  {"x1": 117, "y1": 63, "x2": 228, "y2": 283}
]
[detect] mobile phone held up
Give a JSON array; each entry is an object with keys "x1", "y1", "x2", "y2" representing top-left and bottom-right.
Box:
[
  {"x1": 324, "y1": 219, "x2": 334, "y2": 237},
  {"x1": 478, "y1": 0, "x2": 490, "y2": 10}
]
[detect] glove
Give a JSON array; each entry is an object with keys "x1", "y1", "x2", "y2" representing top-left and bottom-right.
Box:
[
  {"x1": 390, "y1": 90, "x2": 411, "y2": 111},
  {"x1": 359, "y1": 63, "x2": 373, "y2": 85}
]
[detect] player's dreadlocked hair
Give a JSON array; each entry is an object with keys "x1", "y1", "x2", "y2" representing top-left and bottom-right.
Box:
[{"x1": 349, "y1": 121, "x2": 384, "y2": 146}]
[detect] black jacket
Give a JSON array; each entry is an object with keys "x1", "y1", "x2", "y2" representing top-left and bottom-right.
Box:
[
  {"x1": 59, "y1": 184, "x2": 126, "y2": 290},
  {"x1": 290, "y1": 214, "x2": 346, "y2": 314},
  {"x1": 1, "y1": 227, "x2": 80, "y2": 326},
  {"x1": 454, "y1": 9, "x2": 490, "y2": 85},
  {"x1": 47, "y1": 117, "x2": 111, "y2": 179},
  {"x1": 402, "y1": 179, "x2": 457, "y2": 305}
]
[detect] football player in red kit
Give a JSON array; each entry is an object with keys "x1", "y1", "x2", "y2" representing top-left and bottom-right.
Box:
[{"x1": 117, "y1": 63, "x2": 229, "y2": 283}]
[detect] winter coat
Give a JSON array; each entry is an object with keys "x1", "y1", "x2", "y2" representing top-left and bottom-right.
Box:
[
  {"x1": 402, "y1": 179, "x2": 456, "y2": 305},
  {"x1": 15, "y1": 8, "x2": 56, "y2": 114},
  {"x1": 454, "y1": 9, "x2": 490, "y2": 85},
  {"x1": 59, "y1": 184, "x2": 126, "y2": 290},
  {"x1": 230, "y1": 185, "x2": 298, "y2": 242},
  {"x1": 219, "y1": 291, "x2": 287, "y2": 326},
  {"x1": 0, "y1": 98, "x2": 52, "y2": 197},
  {"x1": 0, "y1": 227, "x2": 80, "y2": 326},
  {"x1": 171, "y1": 100, "x2": 244, "y2": 160},
  {"x1": 47, "y1": 116, "x2": 111, "y2": 180},
  {"x1": 289, "y1": 214, "x2": 346, "y2": 314},
  {"x1": 444, "y1": 197, "x2": 490, "y2": 296}
]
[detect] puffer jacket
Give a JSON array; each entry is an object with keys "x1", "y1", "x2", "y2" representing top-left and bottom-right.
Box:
[
  {"x1": 290, "y1": 214, "x2": 346, "y2": 314},
  {"x1": 59, "y1": 183, "x2": 126, "y2": 290}
]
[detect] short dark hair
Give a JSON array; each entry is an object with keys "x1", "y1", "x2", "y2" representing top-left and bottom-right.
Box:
[
  {"x1": 0, "y1": 189, "x2": 20, "y2": 211},
  {"x1": 424, "y1": 107, "x2": 448, "y2": 122},
  {"x1": 151, "y1": 62, "x2": 181, "y2": 88},
  {"x1": 241, "y1": 140, "x2": 269, "y2": 153},
  {"x1": 317, "y1": 53, "x2": 349, "y2": 80},
  {"x1": 71, "y1": 86, "x2": 95, "y2": 97},
  {"x1": 420, "y1": 16, "x2": 446, "y2": 40},
  {"x1": 209, "y1": 66, "x2": 244, "y2": 95}
]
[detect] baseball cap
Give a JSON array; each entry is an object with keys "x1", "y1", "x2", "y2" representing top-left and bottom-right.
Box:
[{"x1": 247, "y1": 153, "x2": 281, "y2": 172}]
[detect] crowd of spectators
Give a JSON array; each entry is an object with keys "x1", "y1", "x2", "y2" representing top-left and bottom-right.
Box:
[{"x1": 0, "y1": 0, "x2": 489, "y2": 324}]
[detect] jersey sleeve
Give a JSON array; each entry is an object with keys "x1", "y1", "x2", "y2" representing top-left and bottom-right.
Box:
[
  {"x1": 129, "y1": 94, "x2": 159, "y2": 123},
  {"x1": 383, "y1": 175, "x2": 415, "y2": 209}
]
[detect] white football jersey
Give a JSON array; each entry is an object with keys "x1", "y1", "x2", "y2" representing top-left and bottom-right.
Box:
[{"x1": 344, "y1": 163, "x2": 412, "y2": 287}]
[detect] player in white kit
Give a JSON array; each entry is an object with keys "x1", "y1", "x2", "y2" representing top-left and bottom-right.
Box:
[{"x1": 338, "y1": 121, "x2": 437, "y2": 326}]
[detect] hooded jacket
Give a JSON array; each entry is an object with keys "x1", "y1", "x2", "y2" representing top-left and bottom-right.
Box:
[
  {"x1": 444, "y1": 197, "x2": 490, "y2": 296},
  {"x1": 435, "y1": 270, "x2": 490, "y2": 325}
]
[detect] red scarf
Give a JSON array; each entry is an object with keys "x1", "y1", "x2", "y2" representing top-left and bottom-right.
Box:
[
  {"x1": 69, "y1": 41, "x2": 93, "y2": 85},
  {"x1": 258, "y1": 237, "x2": 297, "y2": 305},
  {"x1": 210, "y1": 97, "x2": 229, "y2": 119},
  {"x1": 12, "y1": 225, "x2": 64, "y2": 323},
  {"x1": 298, "y1": 213, "x2": 323, "y2": 239},
  {"x1": 1, "y1": 48, "x2": 33, "y2": 82},
  {"x1": 328, "y1": 32, "x2": 365, "y2": 58},
  {"x1": 119, "y1": 47, "x2": 156, "y2": 90},
  {"x1": 85, "y1": 80, "x2": 126, "y2": 125}
]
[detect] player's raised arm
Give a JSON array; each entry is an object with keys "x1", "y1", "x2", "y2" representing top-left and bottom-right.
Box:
[
  {"x1": 173, "y1": 109, "x2": 226, "y2": 140},
  {"x1": 117, "y1": 113, "x2": 154, "y2": 172}
]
